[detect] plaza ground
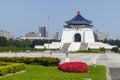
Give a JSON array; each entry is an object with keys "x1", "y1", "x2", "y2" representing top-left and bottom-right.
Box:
[{"x1": 0, "y1": 52, "x2": 120, "y2": 80}]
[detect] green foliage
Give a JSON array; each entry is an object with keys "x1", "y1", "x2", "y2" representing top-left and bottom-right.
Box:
[
  {"x1": 8, "y1": 39, "x2": 31, "y2": 48},
  {"x1": 0, "y1": 36, "x2": 60, "y2": 52},
  {"x1": 73, "y1": 49, "x2": 105, "y2": 53},
  {"x1": 0, "y1": 47, "x2": 45, "y2": 52},
  {"x1": 100, "y1": 47, "x2": 105, "y2": 53},
  {"x1": 102, "y1": 39, "x2": 120, "y2": 47},
  {"x1": 111, "y1": 47, "x2": 119, "y2": 53},
  {"x1": 0, "y1": 57, "x2": 61, "y2": 66},
  {"x1": 0, "y1": 36, "x2": 7, "y2": 47},
  {"x1": 0, "y1": 65, "x2": 106, "y2": 80},
  {"x1": 0, "y1": 62, "x2": 25, "y2": 76}
]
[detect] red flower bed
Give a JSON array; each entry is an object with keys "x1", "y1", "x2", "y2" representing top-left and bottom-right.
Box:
[{"x1": 58, "y1": 62, "x2": 89, "y2": 73}]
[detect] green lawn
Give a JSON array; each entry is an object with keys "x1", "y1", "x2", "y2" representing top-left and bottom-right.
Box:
[{"x1": 0, "y1": 65, "x2": 106, "y2": 80}]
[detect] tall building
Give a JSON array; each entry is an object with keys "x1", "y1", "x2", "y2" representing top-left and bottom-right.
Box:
[
  {"x1": 39, "y1": 27, "x2": 48, "y2": 37},
  {"x1": 52, "y1": 32, "x2": 60, "y2": 40},
  {"x1": 0, "y1": 29, "x2": 13, "y2": 39},
  {"x1": 94, "y1": 30, "x2": 110, "y2": 41}
]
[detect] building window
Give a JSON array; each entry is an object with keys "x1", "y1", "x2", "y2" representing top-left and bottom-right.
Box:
[{"x1": 74, "y1": 33, "x2": 81, "y2": 42}]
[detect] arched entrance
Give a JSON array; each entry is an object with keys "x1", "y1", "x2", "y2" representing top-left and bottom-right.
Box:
[{"x1": 74, "y1": 33, "x2": 81, "y2": 42}]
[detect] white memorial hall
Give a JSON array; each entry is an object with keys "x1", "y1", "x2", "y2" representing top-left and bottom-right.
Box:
[{"x1": 35, "y1": 11, "x2": 115, "y2": 52}]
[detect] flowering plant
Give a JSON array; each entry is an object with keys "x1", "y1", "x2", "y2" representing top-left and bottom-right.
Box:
[{"x1": 58, "y1": 62, "x2": 89, "y2": 73}]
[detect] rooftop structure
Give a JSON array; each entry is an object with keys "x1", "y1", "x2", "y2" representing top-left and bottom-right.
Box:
[{"x1": 64, "y1": 11, "x2": 93, "y2": 28}]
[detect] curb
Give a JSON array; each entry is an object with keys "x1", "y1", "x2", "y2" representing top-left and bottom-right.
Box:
[{"x1": 106, "y1": 66, "x2": 111, "y2": 80}]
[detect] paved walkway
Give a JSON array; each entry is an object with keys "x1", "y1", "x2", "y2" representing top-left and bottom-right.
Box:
[
  {"x1": 0, "y1": 52, "x2": 120, "y2": 80},
  {"x1": 109, "y1": 68, "x2": 120, "y2": 80}
]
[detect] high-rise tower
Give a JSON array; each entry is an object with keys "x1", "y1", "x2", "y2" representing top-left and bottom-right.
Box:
[{"x1": 39, "y1": 27, "x2": 48, "y2": 37}]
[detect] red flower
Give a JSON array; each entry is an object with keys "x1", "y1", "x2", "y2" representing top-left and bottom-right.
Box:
[{"x1": 58, "y1": 62, "x2": 89, "y2": 73}]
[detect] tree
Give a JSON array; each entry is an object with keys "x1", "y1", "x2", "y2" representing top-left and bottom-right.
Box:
[
  {"x1": 111, "y1": 47, "x2": 119, "y2": 53},
  {"x1": 0, "y1": 36, "x2": 7, "y2": 47},
  {"x1": 103, "y1": 38, "x2": 108, "y2": 43}
]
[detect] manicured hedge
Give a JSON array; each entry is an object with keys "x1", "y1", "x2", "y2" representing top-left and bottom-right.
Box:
[
  {"x1": 0, "y1": 57, "x2": 61, "y2": 66},
  {"x1": 0, "y1": 47, "x2": 45, "y2": 53},
  {"x1": 0, "y1": 62, "x2": 25, "y2": 76},
  {"x1": 73, "y1": 49, "x2": 105, "y2": 53},
  {"x1": 111, "y1": 47, "x2": 119, "y2": 53},
  {"x1": 58, "y1": 62, "x2": 89, "y2": 73}
]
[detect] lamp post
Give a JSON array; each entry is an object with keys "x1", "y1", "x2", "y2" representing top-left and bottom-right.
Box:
[
  {"x1": 65, "y1": 50, "x2": 70, "y2": 62},
  {"x1": 47, "y1": 16, "x2": 50, "y2": 50}
]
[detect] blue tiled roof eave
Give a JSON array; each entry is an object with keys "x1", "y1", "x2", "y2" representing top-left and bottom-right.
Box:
[
  {"x1": 66, "y1": 21, "x2": 92, "y2": 25},
  {"x1": 64, "y1": 24, "x2": 94, "y2": 28}
]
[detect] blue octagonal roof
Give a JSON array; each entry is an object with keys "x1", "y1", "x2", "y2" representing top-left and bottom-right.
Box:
[{"x1": 65, "y1": 11, "x2": 92, "y2": 25}]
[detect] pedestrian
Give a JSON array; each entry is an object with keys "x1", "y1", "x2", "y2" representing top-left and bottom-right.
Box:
[
  {"x1": 50, "y1": 51, "x2": 52, "y2": 55},
  {"x1": 66, "y1": 50, "x2": 68, "y2": 57}
]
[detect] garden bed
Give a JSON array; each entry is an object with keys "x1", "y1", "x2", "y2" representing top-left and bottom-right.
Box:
[
  {"x1": 73, "y1": 49, "x2": 106, "y2": 53},
  {"x1": 0, "y1": 57, "x2": 60, "y2": 66},
  {"x1": 0, "y1": 65, "x2": 106, "y2": 80},
  {"x1": 0, "y1": 62, "x2": 25, "y2": 76}
]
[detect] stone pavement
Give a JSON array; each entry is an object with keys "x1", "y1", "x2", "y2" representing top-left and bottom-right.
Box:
[
  {"x1": 0, "y1": 52, "x2": 120, "y2": 80},
  {"x1": 109, "y1": 68, "x2": 120, "y2": 80}
]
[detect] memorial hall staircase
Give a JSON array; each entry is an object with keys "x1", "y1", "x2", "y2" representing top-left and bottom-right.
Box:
[
  {"x1": 61, "y1": 43, "x2": 71, "y2": 52},
  {"x1": 80, "y1": 43, "x2": 88, "y2": 50}
]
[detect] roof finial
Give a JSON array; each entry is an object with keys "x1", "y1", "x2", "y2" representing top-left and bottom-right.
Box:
[{"x1": 77, "y1": 10, "x2": 80, "y2": 15}]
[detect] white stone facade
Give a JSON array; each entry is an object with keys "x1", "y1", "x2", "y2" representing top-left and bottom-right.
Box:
[
  {"x1": 61, "y1": 28, "x2": 95, "y2": 43},
  {"x1": 35, "y1": 27, "x2": 115, "y2": 52}
]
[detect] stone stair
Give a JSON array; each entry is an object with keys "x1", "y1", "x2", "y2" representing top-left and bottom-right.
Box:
[
  {"x1": 61, "y1": 43, "x2": 71, "y2": 52},
  {"x1": 80, "y1": 43, "x2": 88, "y2": 50}
]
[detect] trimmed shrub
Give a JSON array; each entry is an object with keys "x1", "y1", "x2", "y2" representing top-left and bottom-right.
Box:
[
  {"x1": 58, "y1": 62, "x2": 89, "y2": 73},
  {"x1": 111, "y1": 47, "x2": 119, "y2": 53},
  {"x1": 73, "y1": 49, "x2": 105, "y2": 53},
  {"x1": 0, "y1": 62, "x2": 25, "y2": 76},
  {"x1": 0, "y1": 57, "x2": 60, "y2": 66},
  {"x1": 100, "y1": 47, "x2": 105, "y2": 53}
]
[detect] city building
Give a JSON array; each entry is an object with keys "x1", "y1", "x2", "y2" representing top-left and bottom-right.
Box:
[
  {"x1": 52, "y1": 32, "x2": 60, "y2": 40},
  {"x1": 20, "y1": 32, "x2": 51, "y2": 40},
  {"x1": 20, "y1": 32, "x2": 40, "y2": 40},
  {"x1": 94, "y1": 30, "x2": 110, "y2": 41},
  {"x1": 35, "y1": 11, "x2": 115, "y2": 51},
  {"x1": 0, "y1": 29, "x2": 13, "y2": 39},
  {"x1": 25, "y1": 32, "x2": 38, "y2": 37},
  {"x1": 39, "y1": 27, "x2": 48, "y2": 37}
]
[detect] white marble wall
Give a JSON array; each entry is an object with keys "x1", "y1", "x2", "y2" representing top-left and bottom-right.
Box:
[{"x1": 61, "y1": 27, "x2": 95, "y2": 43}]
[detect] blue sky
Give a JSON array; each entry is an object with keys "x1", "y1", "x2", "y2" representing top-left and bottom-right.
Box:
[{"x1": 0, "y1": 0, "x2": 120, "y2": 38}]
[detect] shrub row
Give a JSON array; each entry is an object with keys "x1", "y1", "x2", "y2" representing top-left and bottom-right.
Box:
[
  {"x1": 0, "y1": 62, "x2": 25, "y2": 76},
  {"x1": 73, "y1": 49, "x2": 105, "y2": 53},
  {"x1": 111, "y1": 47, "x2": 119, "y2": 53},
  {"x1": 58, "y1": 62, "x2": 89, "y2": 73},
  {"x1": 0, "y1": 62, "x2": 10, "y2": 66},
  {"x1": 0, "y1": 57, "x2": 61, "y2": 66},
  {"x1": 0, "y1": 47, "x2": 59, "y2": 53},
  {"x1": 0, "y1": 47, "x2": 45, "y2": 53}
]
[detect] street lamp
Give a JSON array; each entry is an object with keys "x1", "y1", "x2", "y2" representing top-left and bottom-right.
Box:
[
  {"x1": 47, "y1": 16, "x2": 50, "y2": 50},
  {"x1": 65, "y1": 50, "x2": 70, "y2": 62}
]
